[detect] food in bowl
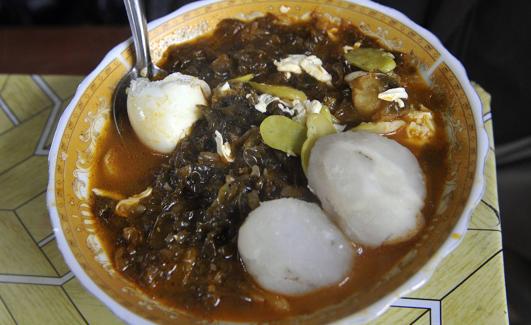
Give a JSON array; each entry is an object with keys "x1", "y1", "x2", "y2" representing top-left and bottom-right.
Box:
[{"x1": 90, "y1": 13, "x2": 449, "y2": 322}]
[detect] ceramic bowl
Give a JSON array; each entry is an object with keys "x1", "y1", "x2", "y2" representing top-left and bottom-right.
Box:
[{"x1": 47, "y1": 0, "x2": 489, "y2": 323}]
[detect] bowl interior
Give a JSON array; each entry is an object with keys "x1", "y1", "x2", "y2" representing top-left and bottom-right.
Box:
[{"x1": 48, "y1": 0, "x2": 479, "y2": 324}]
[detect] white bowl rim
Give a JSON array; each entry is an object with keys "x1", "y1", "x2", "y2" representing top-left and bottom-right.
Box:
[{"x1": 47, "y1": 0, "x2": 489, "y2": 324}]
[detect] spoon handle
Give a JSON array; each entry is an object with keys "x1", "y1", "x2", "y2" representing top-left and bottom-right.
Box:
[{"x1": 124, "y1": 0, "x2": 152, "y2": 77}]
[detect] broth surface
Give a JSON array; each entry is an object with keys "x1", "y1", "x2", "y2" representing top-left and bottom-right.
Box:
[{"x1": 91, "y1": 14, "x2": 448, "y2": 321}]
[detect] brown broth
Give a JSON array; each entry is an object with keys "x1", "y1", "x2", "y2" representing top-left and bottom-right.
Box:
[
  {"x1": 91, "y1": 126, "x2": 164, "y2": 195},
  {"x1": 90, "y1": 14, "x2": 449, "y2": 322}
]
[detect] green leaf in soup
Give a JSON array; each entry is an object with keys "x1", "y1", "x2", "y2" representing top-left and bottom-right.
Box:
[
  {"x1": 249, "y1": 82, "x2": 307, "y2": 101},
  {"x1": 306, "y1": 112, "x2": 336, "y2": 139},
  {"x1": 260, "y1": 115, "x2": 307, "y2": 156},
  {"x1": 320, "y1": 106, "x2": 334, "y2": 123},
  {"x1": 301, "y1": 110, "x2": 337, "y2": 173},
  {"x1": 230, "y1": 74, "x2": 255, "y2": 82},
  {"x1": 344, "y1": 48, "x2": 397, "y2": 73}
]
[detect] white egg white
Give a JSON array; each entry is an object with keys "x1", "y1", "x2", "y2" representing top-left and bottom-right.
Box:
[{"x1": 127, "y1": 72, "x2": 211, "y2": 153}]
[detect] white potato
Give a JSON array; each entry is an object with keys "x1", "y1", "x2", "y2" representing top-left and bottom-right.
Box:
[
  {"x1": 127, "y1": 72, "x2": 211, "y2": 153},
  {"x1": 238, "y1": 198, "x2": 353, "y2": 295},
  {"x1": 307, "y1": 132, "x2": 426, "y2": 247}
]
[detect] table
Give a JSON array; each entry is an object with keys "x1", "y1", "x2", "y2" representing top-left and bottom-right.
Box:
[
  {"x1": 0, "y1": 74, "x2": 508, "y2": 324},
  {"x1": 0, "y1": 27, "x2": 130, "y2": 75}
]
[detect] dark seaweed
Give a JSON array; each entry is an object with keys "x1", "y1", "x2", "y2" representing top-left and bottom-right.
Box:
[{"x1": 96, "y1": 81, "x2": 313, "y2": 310}]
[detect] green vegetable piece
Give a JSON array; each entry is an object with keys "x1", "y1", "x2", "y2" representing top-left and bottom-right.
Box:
[
  {"x1": 345, "y1": 48, "x2": 397, "y2": 73},
  {"x1": 320, "y1": 106, "x2": 333, "y2": 123},
  {"x1": 260, "y1": 115, "x2": 307, "y2": 156},
  {"x1": 249, "y1": 82, "x2": 307, "y2": 101},
  {"x1": 230, "y1": 74, "x2": 255, "y2": 82},
  {"x1": 301, "y1": 110, "x2": 337, "y2": 173}
]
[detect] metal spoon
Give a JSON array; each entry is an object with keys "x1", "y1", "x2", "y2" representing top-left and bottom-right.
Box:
[{"x1": 112, "y1": 0, "x2": 167, "y2": 139}]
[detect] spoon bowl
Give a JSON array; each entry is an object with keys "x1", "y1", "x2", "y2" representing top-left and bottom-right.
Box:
[
  {"x1": 112, "y1": 0, "x2": 168, "y2": 139},
  {"x1": 112, "y1": 69, "x2": 136, "y2": 139}
]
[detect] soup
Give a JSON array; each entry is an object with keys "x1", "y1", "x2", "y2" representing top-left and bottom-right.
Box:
[{"x1": 91, "y1": 13, "x2": 448, "y2": 322}]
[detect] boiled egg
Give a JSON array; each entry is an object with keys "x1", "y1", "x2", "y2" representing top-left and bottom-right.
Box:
[{"x1": 127, "y1": 72, "x2": 211, "y2": 153}]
